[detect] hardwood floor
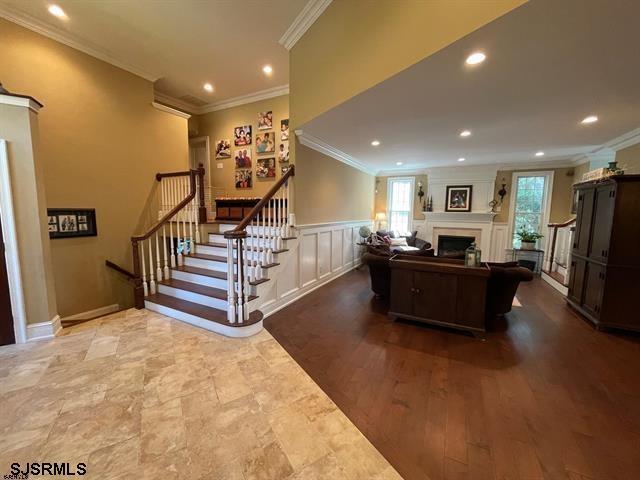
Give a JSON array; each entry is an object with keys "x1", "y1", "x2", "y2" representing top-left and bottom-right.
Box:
[{"x1": 265, "y1": 268, "x2": 640, "y2": 480}]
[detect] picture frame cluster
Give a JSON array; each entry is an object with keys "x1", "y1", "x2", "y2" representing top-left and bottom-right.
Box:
[{"x1": 215, "y1": 110, "x2": 289, "y2": 189}]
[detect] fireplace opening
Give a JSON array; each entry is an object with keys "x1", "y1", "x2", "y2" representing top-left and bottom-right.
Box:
[{"x1": 437, "y1": 235, "x2": 475, "y2": 259}]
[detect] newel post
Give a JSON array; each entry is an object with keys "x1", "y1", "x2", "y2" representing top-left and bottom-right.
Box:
[
  {"x1": 131, "y1": 239, "x2": 145, "y2": 309},
  {"x1": 197, "y1": 163, "x2": 207, "y2": 223}
]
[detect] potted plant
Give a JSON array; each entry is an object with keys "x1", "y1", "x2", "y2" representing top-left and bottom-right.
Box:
[{"x1": 516, "y1": 228, "x2": 543, "y2": 250}]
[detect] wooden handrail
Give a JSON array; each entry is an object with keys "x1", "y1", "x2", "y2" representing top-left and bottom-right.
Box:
[
  {"x1": 548, "y1": 217, "x2": 576, "y2": 228},
  {"x1": 105, "y1": 260, "x2": 135, "y2": 280},
  {"x1": 156, "y1": 170, "x2": 191, "y2": 181},
  {"x1": 132, "y1": 170, "x2": 197, "y2": 242},
  {"x1": 224, "y1": 165, "x2": 295, "y2": 239}
]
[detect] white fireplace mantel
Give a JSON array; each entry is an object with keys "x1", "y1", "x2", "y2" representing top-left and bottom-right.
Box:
[{"x1": 422, "y1": 211, "x2": 498, "y2": 223}]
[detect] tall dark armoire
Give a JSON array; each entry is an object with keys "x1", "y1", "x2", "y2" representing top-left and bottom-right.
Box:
[{"x1": 567, "y1": 175, "x2": 640, "y2": 332}]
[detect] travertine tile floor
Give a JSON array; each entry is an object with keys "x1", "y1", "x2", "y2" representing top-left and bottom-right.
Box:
[{"x1": 0, "y1": 309, "x2": 402, "y2": 479}]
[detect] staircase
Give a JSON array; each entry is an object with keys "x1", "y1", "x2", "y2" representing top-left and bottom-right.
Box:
[
  {"x1": 129, "y1": 165, "x2": 295, "y2": 337},
  {"x1": 541, "y1": 217, "x2": 575, "y2": 295}
]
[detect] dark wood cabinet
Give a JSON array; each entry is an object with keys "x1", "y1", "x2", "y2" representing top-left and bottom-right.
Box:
[
  {"x1": 389, "y1": 256, "x2": 490, "y2": 334},
  {"x1": 567, "y1": 175, "x2": 640, "y2": 332}
]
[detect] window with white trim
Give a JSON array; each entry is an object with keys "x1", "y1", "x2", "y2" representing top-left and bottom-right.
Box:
[
  {"x1": 510, "y1": 172, "x2": 552, "y2": 248},
  {"x1": 387, "y1": 177, "x2": 414, "y2": 233}
]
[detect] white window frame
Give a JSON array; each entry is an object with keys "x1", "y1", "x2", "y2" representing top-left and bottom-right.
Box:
[
  {"x1": 507, "y1": 170, "x2": 554, "y2": 249},
  {"x1": 386, "y1": 176, "x2": 415, "y2": 233}
]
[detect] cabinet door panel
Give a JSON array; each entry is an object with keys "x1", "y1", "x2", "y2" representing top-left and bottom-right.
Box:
[
  {"x1": 390, "y1": 268, "x2": 414, "y2": 315},
  {"x1": 583, "y1": 263, "x2": 605, "y2": 318},
  {"x1": 589, "y1": 184, "x2": 615, "y2": 262},
  {"x1": 412, "y1": 272, "x2": 457, "y2": 324},
  {"x1": 573, "y1": 187, "x2": 595, "y2": 257},
  {"x1": 567, "y1": 257, "x2": 586, "y2": 304}
]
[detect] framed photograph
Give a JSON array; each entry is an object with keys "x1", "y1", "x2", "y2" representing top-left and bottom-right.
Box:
[
  {"x1": 234, "y1": 149, "x2": 252, "y2": 169},
  {"x1": 234, "y1": 125, "x2": 252, "y2": 146},
  {"x1": 445, "y1": 186, "x2": 473, "y2": 212},
  {"x1": 277, "y1": 142, "x2": 289, "y2": 163},
  {"x1": 255, "y1": 132, "x2": 275, "y2": 154},
  {"x1": 257, "y1": 157, "x2": 276, "y2": 179},
  {"x1": 235, "y1": 169, "x2": 253, "y2": 189},
  {"x1": 47, "y1": 208, "x2": 97, "y2": 239},
  {"x1": 257, "y1": 111, "x2": 273, "y2": 130},
  {"x1": 215, "y1": 139, "x2": 231, "y2": 159},
  {"x1": 280, "y1": 119, "x2": 289, "y2": 141},
  {"x1": 281, "y1": 165, "x2": 291, "y2": 176}
]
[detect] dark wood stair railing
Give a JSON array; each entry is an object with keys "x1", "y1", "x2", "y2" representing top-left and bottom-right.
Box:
[
  {"x1": 131, "y1": 168, "x2": 200, "y2": 308},
  {"x1": 105, "y1": 260, "x2": 135, "y2": 280},
  {"x1": 223, "y1": 165, "x2": 295, "y2": 324}
]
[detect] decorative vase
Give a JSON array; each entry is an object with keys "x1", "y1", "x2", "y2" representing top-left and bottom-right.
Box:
[{"x1": 521, "y1": 241, "x2": 535, "y2": 250}]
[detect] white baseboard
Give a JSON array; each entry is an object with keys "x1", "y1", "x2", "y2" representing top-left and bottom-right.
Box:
[
  {"x1": 27, "y1": 315, "x2": 62, "y2": 341},
  {"x1": 60, "y1": 303, "x2": 120, "y2": 322},
  {"x1": 541, "y1": 271, "x2": 569, "y2": 296}
]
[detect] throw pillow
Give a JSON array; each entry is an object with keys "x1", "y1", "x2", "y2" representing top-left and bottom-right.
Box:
[{"x1": 389, "y1": 237, "x2": 408, "y2": 247}]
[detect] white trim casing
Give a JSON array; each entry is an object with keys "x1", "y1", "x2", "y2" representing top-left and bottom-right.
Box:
[
  {"x1": 0, "y1": 139, "x2": 28, "y2": 344},
  {"x1": 279, "y1": 0, "x2": 333, "y2": 50},
  {"x1": 0, "y1": 94, "x2": 43, "y2": 113},
  {"x1": 0, "y1": 4, "x2": 159, "y2": 81},
  {"x1": 60, "y1": 304, "x2": 120, "y2": 322},
  {"x1": 295, "y1": 130, "x2": 376, "y2": 175},
  {"x1": 151, "y1": 102, "x2": 191, "y2": 119},
  {"x1": 27, "y1": 315, "x2": 62, "y2": 342},
  {"x1": 506, "y1": 170, "x2": 555, "y2": 249}
]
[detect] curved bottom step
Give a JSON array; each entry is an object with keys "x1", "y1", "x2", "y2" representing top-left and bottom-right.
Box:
[{"x1": 144, "y1": 293, "x2": 263, "y2": 338}]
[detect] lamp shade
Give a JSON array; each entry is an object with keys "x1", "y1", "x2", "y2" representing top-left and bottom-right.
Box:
[{"x1": 375, "y1": 212, "x2": 387, "y2": 221}]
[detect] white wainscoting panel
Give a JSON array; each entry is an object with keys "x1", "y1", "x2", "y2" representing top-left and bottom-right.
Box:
[
  {"x1": 489, "y1": 222, "x2": 509, "y2": 262},
  {"x1": 259, "y1": 220, "x2": 371, "y2": 318}
]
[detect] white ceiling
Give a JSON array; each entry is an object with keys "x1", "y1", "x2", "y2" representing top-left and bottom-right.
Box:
[
  {"x1": 300, "y1": 0, "x2": 640, "y2": 173},
  {"x1": 0, "y1": 0, "x2": 309, "y2": 109}
]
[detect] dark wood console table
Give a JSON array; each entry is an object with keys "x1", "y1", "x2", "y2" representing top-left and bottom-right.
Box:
[{"x1": 389, "y1": 255, "x2": 491, "y2": 334}]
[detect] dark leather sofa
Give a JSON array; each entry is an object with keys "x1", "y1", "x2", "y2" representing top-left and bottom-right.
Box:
[
  {"x1": 363, "y1": 246, "x2": 434, "y2": 298},
  {"x1": 363, "y1": 252, "x2": 533, "y2": 319}
]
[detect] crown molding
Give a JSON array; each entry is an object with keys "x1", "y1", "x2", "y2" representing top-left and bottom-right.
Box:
[
  {"x1": 153, "y1": 93, "x2": 199, "y2": 114},
  {"x1": 0, "y1": 93, "x2": 43, "y2": 112},
  {"x1": 151, "y1": 102, "x2": 191, "y2": 119},
  {"x1": 279, "y1": 0, "x2": 332, "y2": 50},
  {"x1": 295, "y1": 129, "x2": 376, "y2": 176},
  {"x1": 603, "y1": 127, "x2": 640, "y2": 151},
  {"x1": 200, "y1": 85, "x2": 289, "y2": 114},
  {"x1": 376, "y1": 168, "x2": 428, "y2": 177},
  {"x1": 0, "y1": 4, "x2": 160, "y2": 82}
]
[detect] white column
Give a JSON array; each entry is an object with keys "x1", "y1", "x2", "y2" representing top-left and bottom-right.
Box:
[
  {"x1": 226, "y1": 238, "x2": 236, "y2": 323},
  {"x1": 148, "y1": 238, "x2": 156, "y2": 294}
]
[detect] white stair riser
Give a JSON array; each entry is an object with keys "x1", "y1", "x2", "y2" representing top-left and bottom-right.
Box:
[
  {"x1": 144, "y1": 301, "x2": 263, "y2": 338},
  {"x1": 184, "y1": 256, "x2": 228, "y2": 272},
  {"x1": 207, "y1": 236, "x2": 278, "y2": 249},
  {"x1": 157, "y1": 284, "x2": 227, "y2": 310},
  {"x1": 170, "y1": 269, "x2": 259, "y2": 296},
  {"x1": 217, "y1": 224, "x2": 288, "y2": 235},
  {"x1": 195, "y1": 244, "x2": 270, "y2": 261},
  {"x1": 172, "y1": 269, "x2": 227, "y2": 290}
]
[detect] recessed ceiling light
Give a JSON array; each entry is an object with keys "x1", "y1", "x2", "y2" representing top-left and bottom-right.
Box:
[
  {"x1": 48, "y1": 4, "x2": 67, "y2": 18},
  {"x1": 262, "y1": 65, "x2": 273, "y2": 75},
  {"x1": 203, "y1": 83, "x2": 214, "y2": 92},
  {"x1": 396, "y1": 162, "x2": 403, "y2": 166},
  {"x1": 581, "y1": 115, "x2": 598, "y2": 124},
  {"x1": 458, "y1": 158, "x2": 466, "y2": 162},
  {"x1": 535, "y1": 151, "x2": 545, "y2": 157},
  {"x1": 371, "y1": 140, "x2": 380, "y2": 146},
  {"x1": 459, "y1": 130, "x2": 471, "y2": 137},
  {"x1": 465, "y1": 52, "x2": 486, "y2": 65}
]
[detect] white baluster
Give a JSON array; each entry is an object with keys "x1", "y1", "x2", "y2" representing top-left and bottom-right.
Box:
[
  {"x1": 188, "y1": 178, "x2": 194, "y2": 252},
  {"x1": 284, "y1": 179, "x2": 290, "y2": 238},
  {"x1": 267, "y1": 199, "x2": 274, "y2": 264},
  {"x1": 140, "y1": 242, "x2": 149, "y2": 297},
  {"x1": 169, "y1": 178, "x2": 177, "y2": 267},
  {"x1": 226, "y1": 237, "x2": 236, "y2": 323},
  {"x1": 183, "y1": 177, "x2": 189, "y2": 255},
  {"x1": 162, "y1": 225, "x2": 170, "y2": 278},
  {"x1": 148, "y1": 238, "x2": 156, "y2": 294},
  {"x1": 255, "y1": 213, "x2": 263, "y2": 280},
  {"x1": 276, "y1": 190, "x2": 283, "y2": 250},
  {"x1": 237, "y1": 238, "x2": 245, "y2": 324},
  {"x1": 194, "y1": 185, "x2": 201, "y2": 244},
  {"x1": 155, "y1": 231, "x2": 162, "y2": 281},
  {"x1": 261, "y1": 205, "x2": 268, "y2": 265},
  {"x1": 248, "y1": 219, "x2": 256, "y2": 283}
]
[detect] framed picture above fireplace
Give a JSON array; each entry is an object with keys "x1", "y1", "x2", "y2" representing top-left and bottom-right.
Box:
[{"x1": 445, "y1": 185, "x2": 473, "y2": 212}]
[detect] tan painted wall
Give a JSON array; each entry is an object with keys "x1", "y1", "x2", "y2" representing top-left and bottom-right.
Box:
[
  {"x1": 573, "y1": 161, "x2": 591, "y2": 184},
  {"x1": 196, "y1": 95, "x2": 289, "y2": 197},
  {"x1": 0, "y1": 19, "x2": 188, "y2": 318},
  {"x1": 493, "y1": 167, "x2": 578, "y2": 225},
  {"x1": 374, "y1": 175, "x2": 428, "y2": 222},
  {"x1": 290, "y1": 0, "x2": 527, "y2": 127},
  {"x1": 615, "y1": 143, "x2": 640, "y2": 174},
  {"x1": 294, "y1": 142, "x2": 374, "y2": 225}
]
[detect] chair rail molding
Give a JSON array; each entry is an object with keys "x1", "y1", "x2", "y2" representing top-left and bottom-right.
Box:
[{"x1": 0, "y1": 139, "x2": 28, "y2": 343}]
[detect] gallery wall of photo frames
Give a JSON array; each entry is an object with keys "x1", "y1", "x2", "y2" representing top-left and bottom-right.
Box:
[
  {"x1": 48, "y1": 208, "x2": 97, "y2": 239},
  {"x1": 214, "y1": 110, "x2": 290, "y2": 189}
]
